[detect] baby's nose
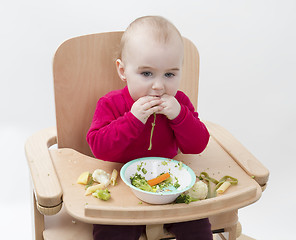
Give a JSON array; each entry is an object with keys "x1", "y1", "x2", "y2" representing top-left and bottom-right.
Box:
[{"x1": 152, "y1": 79, "x2": 164, "y2": 90}]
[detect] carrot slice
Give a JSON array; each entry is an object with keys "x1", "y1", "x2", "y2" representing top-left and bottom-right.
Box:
[{"x1": 147, "y1": 173, "x2": 170, "y2": 186}]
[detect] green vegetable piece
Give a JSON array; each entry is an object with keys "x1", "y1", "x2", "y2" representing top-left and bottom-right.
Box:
[
  {"x1": 173, "y1": 176, "x2": 180, "y2": 189},
  {"x1": 130, "y1": 173, "x2": 153, "y2": 192},
  {"x1": 199, "y1": 172, "x2": 219, "y2": 185},
  {"x1": 198, "y1": 172, "x2": 219, "y2": 198},
  {"x1": 174, "y1": 193, "x2": 193, "y2": 204},
  {"x1": 174, "y1": 182, "x2": 180, "y2": 189},
  {"x1": 215, "y1": 175, "x2": 238, "y2": 190},
  {"x1": 198, "y1": 172, "x2": 238, "y2": 198},
  {"x1": 174, "y1": 193, "x2": 200, "y2": 204},
  {"x1": 137, "y1": 162, "x2": 143, "y2": 171},
  {"x1": 92, "y1": 189, "x2": 111, "y2": 201},
  {"x1": 148, "y1": 113, "x2": 156, "y2": 150},
  {"x1": 142, "y1": 168, "x2": 147, "y2": 174}
]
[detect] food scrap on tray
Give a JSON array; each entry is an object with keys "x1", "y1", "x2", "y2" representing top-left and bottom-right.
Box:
[
  {"x1": 77, "y1": 168, "x2": 118, "y2": 201},
  {"x1": 175, "y1": 172, "x2": 238, "y2": 204}
]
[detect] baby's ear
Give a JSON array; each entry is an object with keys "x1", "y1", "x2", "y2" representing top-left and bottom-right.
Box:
[{"x1": 116, "y1": 59, "x2": 127, "y2": 82}]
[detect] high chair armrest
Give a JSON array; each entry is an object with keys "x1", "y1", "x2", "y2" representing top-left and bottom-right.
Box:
[
  {"x1": 25, "y1": 127, "x2": 63, "y2": 210},
  {"x1": 204, "y1": 121, "x2": 269, "y2": 187}
]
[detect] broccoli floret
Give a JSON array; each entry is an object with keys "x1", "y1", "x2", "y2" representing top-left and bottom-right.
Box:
[
  {"x1": 130, "y1": 173, "x2": 153, "y2": 192},
  {"x1": 174, "y1": 193, "x2": 193, "y2": 204},
  {"x1": 92, "y1": 189, "x2": 111, "y2": 201}
]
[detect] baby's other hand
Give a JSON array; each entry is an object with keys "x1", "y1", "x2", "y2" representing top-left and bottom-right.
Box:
[
  {"x1": 131, "y1": 96, "x2": 163, "y2": 124},
  {"x1": 158, "y1": 94, "x2": 181, "y2": 120}
]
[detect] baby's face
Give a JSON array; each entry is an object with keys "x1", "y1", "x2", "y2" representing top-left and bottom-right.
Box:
[{"x1": 119, "y1": 31, "x2": 184, "y2": 101}]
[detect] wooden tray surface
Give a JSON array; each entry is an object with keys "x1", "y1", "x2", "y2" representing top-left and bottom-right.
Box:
[{"x1": 50, "y1": 137, "x2": 261, "y2": 225}]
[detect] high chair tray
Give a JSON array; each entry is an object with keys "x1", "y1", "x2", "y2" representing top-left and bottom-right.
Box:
[{"x1": 50, "y1": 137, "x2": 262, "y2": 225}]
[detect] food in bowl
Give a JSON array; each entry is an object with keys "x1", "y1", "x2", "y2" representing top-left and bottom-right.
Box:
[
  {"x1": 130, "y1": 172, "x2": 179, "y2": 193},
  {"x1": 120, "y1": 157, "x2": 196, "y2": 204}
]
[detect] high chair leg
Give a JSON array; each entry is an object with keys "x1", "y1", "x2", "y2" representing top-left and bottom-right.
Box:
[
  {"x1": 225, "y1": 224, "x2": 237, "y2": 240},
  {"x1": 146, "y1": 224, "x2": 165, "y2": 240},
  {"x1": 33, "y1": 191, "x2": 45, "y2": 240}
]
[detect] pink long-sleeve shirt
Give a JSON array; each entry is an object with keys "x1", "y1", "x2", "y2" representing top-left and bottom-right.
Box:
[{"x1": 87, "y1": 86, "x2": 209, "y2": 163}]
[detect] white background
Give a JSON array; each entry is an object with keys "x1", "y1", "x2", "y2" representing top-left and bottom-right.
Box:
[{"x1": 1, "y1": 1, "x2": 295, "y2": 239}]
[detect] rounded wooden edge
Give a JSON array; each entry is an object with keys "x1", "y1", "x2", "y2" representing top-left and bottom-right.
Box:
[
  {"x1": 236, "y1": 221, "x2": 242, "y2": 237},
  {"x1": 25, "y1": 127, "x2": 63, "y2": 207},
  {"x1": 37, "y1": 202, "x2": 63, "y2": 216},
  {"x1": 261, "y1": 183, "x2": 267, "y2": 192}
]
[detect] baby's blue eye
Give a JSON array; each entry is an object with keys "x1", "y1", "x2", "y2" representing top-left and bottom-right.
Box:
[
  {"x1": 141, "y1": 72, "x2": 152, "y2": 77},
  {"x1": 165, "y1": 72, "x2": 175, "y2": 78}
]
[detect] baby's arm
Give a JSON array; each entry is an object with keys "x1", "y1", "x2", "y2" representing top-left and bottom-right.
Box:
[
  {"x1": 87, "y1": 100, "x2": 144, "y2": 161},
  {"x1": 169, "y1": 93, "x2": 210, "y2": 154}
]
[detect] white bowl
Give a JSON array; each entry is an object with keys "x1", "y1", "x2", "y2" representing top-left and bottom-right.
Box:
[{"x1": 120, "y1": 157, "x2": 196, "y2": 204}]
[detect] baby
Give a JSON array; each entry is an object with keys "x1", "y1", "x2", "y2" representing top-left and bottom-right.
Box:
[{"x1": 87, "y1": 16, "x2": 212, "y2": 240}]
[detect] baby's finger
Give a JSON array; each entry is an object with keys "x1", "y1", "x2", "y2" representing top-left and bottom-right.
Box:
[
  {"x1": 137, "y1": 95, "x2": 160, "y2": 103},
  {"x1": 144, "y1": 99, "x2": 163, "y2": 110},
  {"x1": 146, "y1": 105, "x2": 163, "y2": 116}
]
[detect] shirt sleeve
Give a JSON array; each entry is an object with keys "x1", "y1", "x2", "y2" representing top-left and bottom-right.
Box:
[
  {"x1": 169, "y1": 92, "x2": 210, "y2": 154},
  {"x1": 86, "y1": 98, "x2": 144, "y2": 161}
]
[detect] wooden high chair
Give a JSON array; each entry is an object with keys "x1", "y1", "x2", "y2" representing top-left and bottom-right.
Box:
[{"x1": 25, "y1": 32, "x2": 269, "y2": 240}]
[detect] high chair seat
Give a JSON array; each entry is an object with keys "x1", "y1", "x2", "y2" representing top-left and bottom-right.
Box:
[{"x1": 25, "y1": 31, "x2": 269, "y2": 240}]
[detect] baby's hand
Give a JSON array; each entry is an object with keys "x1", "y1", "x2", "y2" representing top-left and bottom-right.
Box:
[
  {"x1": 158, "y1": 94, "x2": 181, "y2": 120},
  {"x1": 131, "y1": 96, "x2": 163, "y2": 124}
]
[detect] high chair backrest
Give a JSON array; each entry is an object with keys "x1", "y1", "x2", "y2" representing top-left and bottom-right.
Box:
[{"x1": 53, "y1": 32, "x2": 200, "y2": 157}]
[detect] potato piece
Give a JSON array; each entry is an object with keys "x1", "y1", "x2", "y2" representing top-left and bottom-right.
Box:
[{"x1": 77, "y1": 171, "x2": 90, "y2": 185}]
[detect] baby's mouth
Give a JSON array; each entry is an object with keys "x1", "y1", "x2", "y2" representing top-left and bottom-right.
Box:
[{"x1": 150, "y1": 94, "x2": 163, "y2": 98}]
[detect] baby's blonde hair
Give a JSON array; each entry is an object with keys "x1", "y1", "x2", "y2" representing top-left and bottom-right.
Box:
[{"x1": 118, "y1": 16, "x2": 183, "y2": 60}]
